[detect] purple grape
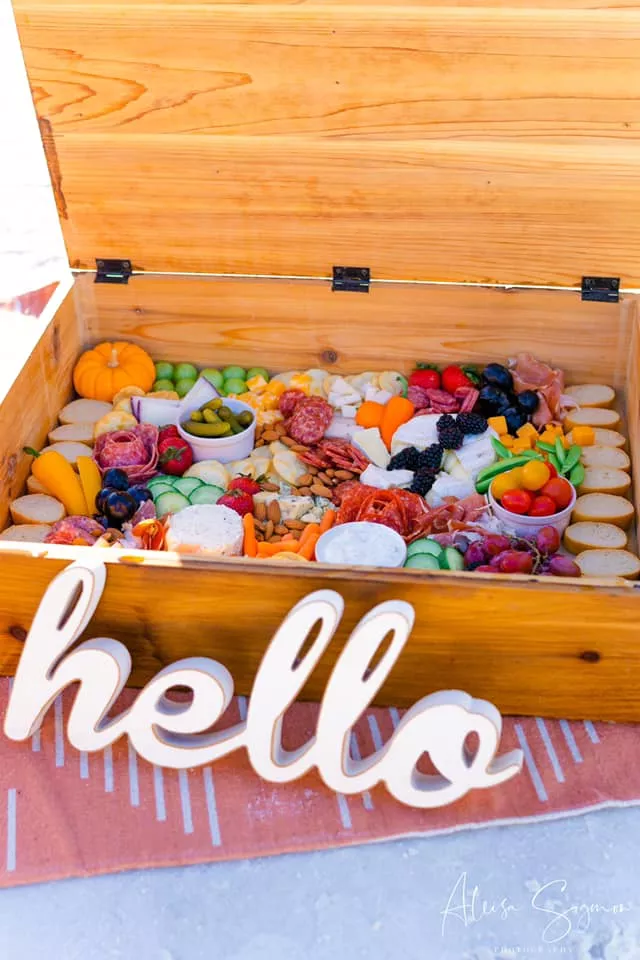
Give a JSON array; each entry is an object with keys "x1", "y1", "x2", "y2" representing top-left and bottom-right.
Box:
[
  {"x1": 491, "y1": 550, "x2": 512, "y2": 568},
  {"x1": 475, "y1": 565, "x2": 498, "y2": 573},
  {"x1": 464, "y1": 542, "x2": 488, "y2": 569},
  {"x1": 499, "y1": 551, "x2": 534, "y2": 574},
  {"x1": 453, "y1": 535, "x2": 470, "y2": 554},
  {"x1": 548, "y1": 555, "x2": 581, "y2": 577},
  {"x1": 536, "y1": 526, "x2": 561, "y2": 556},
  {"x1": 484, "y1": 535, "x2": 511, "y2": 557}
]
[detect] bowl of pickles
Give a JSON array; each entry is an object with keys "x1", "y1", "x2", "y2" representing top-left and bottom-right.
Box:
[{"x1": 177, "y1": 397, "x2": 256, "y2": 463}]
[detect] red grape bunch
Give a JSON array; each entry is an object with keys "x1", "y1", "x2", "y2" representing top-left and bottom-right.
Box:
[{"x1": 463, "y1": 527, "x2": 580, "y2": 577}]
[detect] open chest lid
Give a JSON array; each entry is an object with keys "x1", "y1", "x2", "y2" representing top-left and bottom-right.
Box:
[{"x1": 11, "y1": 0, "x2": 640, "y2": 291}]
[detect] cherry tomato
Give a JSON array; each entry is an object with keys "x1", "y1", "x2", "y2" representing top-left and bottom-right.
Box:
[
  {"x1": 521, "y1": 460, "x2": 551, "y2": 491},
  {"x1": 545, "y1": 461, "x2": 558, "y2": 479},
  {"x1": 528, "y1": 494, "x2": 557, "y2": 517},
  {"x1": 491, "y1": 470, "x2": 521, "y2": 501},
  {"x1": 501, "y1": 489, "x2": 533, "y2": 515},
  {"x1": 541, "y1": 477, "x2": 573, "y2": 510}
]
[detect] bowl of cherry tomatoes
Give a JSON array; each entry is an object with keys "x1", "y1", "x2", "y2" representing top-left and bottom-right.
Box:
[{"x1": 488, "y1": 458, "x2": 576, "y2": 537}]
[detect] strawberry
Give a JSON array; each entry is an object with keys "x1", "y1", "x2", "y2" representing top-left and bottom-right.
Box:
[
  {"x1": 158, "y1": 437, "x2": 194, "y2": 476},
  {"x1": 228, "y1": 476, "x2": 261, "y2": 496},
  {"x1": 159, "y1": 424, "x2": 181, "y2": 445},
  {"x1": 441, "y1": 365, "x2": 474, "y2": 395},
  {"x1": 218, "y1": 489, "x2": 254, "y2": 517},
  {"x1": 408, "y1": 368, "x2": 441, "y2": 391}
]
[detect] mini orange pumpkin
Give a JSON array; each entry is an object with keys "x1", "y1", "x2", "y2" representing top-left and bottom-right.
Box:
[{"x1": 73, "y1": 342, "x2": 156, "y2": 402}]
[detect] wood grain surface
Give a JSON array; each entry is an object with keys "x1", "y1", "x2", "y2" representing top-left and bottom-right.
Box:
[
  {"x1": 0, "y1": 289, "x2": 79, "y2": 529},
  {"x1": 79, "y1": 274, "x2": 633, "y2": 385},
  {"x1": 14, "y1": 3, "x2": 640, "y2": 284},
  {"x1": 1, "y1": 551, "x2": 640, "y2": 722}
]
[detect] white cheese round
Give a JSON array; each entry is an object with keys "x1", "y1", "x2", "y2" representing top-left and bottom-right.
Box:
[{"x1": 165, "y1": 504, "x2": 244, "y2": 557}]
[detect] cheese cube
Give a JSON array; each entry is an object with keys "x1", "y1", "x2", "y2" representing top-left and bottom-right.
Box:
[
  {"x1": 512, "y1": 437, "x2": 533, "y2": 453},
  {"x1": 572, "y1": 425, "x2": 596, "y2": 447},
  {"x1": 488, "y1": 416, "x2": 507, "y2": 435},
  {"x1": 517, "y1": 422, "x2": 538, "y2": 440}
]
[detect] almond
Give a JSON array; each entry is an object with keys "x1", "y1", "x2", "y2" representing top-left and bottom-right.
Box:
[
  {"x1": 311, "y1": 483, "x2": 333, "y2": 498},
  {"x1": 268, "y1": 500, "x2": 282, "y2": 524},
  {"x1": 261, "y1": 482, "x2": 280, "y2": 492},
  {"x1": 264, "y1": 520, "x2": 274, "y2": 540},
  {"x1": 318, "y1": 471, "x2": 333, "y2": 486},
  {"x1": 281, "y1": 436, "x2": 296, "y2": 447},
  {"x1": 297, "y1": 473, "x2": 313, "y2": 487},
  {"x1": 284, "y1": 519, "x2": 305, "y2": 530},
  {"x1": 254, "y1": 502, "x2": 267, "y2": 521},
  {"x1": 255, "y1": 531, "x2": 264, "y2": 542},
  {"x1": 275, "y1": 524, "x2": 289, "y2": 536},
  {"x1": 275, "y1": 422, "x2": 287, "y2": 436},
  {"x1": 298, "y1": 486, "x2": 313, "y2": 496},
  {"x1": 269, "y1": 535, "x2": 282, "y2": 543},
  {"x1": 262, "y1": 430, "x2": 279, "y2": 442},
  {"x1": 325, "y1": 468, "x2": 336, "y2": 477},
  {"x1": 291, "y1": 444, "x2": 308, "y2": 453},
  {"x1": 307, "y1": 466, "x2": 319, "y2": 475},
  {"x1": 334, "y1": 469, "x2": 354, "y2": 480}
]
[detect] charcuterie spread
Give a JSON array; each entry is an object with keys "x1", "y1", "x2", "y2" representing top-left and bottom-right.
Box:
[{"x1": 3, "y1": 346, "x2": 638, "y2": 580}]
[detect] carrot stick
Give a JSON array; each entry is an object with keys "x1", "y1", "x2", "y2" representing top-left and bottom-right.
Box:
[
  {"x1": 299, "y1": 522, "x2": 320, "y2": 548},
  {"x1": 243, "y1": 514, "x2": 258, "y2": 557},
  {"x1": 258, "y1": 540, "x2": 302, "y2": 557},
  {"x1": 299, "y1": 532, "x2": 320, "y2": 561},
  {"x1": 318, "y1": 509, "x2": 336, "y2": 534}
]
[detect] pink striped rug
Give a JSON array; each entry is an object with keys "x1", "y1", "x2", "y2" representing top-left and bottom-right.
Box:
[{"x1": 0, "y1": 678, "x2": 635, "y2": 888}]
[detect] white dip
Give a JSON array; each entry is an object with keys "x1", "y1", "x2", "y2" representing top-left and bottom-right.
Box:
[{"x1": 317, "y1": 521, "x2": 407, "y2": 568}]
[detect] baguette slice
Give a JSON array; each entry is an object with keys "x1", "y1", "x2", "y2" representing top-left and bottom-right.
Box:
[
  {"x1": 48, "y1": 422, "x2": 95, "y2": 446},
  {"x1": 581, "y1": 445, "x2": 630, "y2": 472},
  {"x1": 565, "y1": 407, "x2": 620, "y2": 430},
  {"x1": 565, "y1": 384, "x2": 615, "y2": 409},
  {"x1": 577, "y1": 467, "x2": 631, "y2": 497},
  {"x1": 576, "y1": 549, "x2": 640, "y2": 581},
  {"x1": 572, "y1": 493, "x2": 634, "y2": 529},
  {"x1": 40, "y1": 441, "x2": 94, "y2": 466},
  {"x1": 26, "y1": 474, "x2": 49, "y2": 495},
  {"x1": 568, "y1": 427, "x2": 626, "y2": 449},
  {"x1": 0, "y1": 524, "x2": 51, "y2": 543},
  {"x1": 564, "y1": 521, "x2": 628, "y2": 554},
  {"x1": 58, "y1": 399, "x2": 111, "y2": 425},
  {"x1": 9, "y1": 494, "x2": 65, "y2": 526}
]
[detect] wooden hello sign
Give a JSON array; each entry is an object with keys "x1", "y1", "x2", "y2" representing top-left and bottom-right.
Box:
[{"x1": 3, "y1": 560, "x2": 523, "y2": 810}]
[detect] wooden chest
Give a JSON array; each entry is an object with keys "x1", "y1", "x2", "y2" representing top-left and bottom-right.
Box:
[{"x1": 3, "y1": 0, "x2": 640, "y2": 722}]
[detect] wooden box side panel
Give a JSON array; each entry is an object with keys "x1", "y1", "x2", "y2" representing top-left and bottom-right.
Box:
[
  {"x1": 0, "y1": 289, "x2": 81, "y2": 529},
  {"x1": 13, "y1": 2, "x2": 640, "y2": 285},
  {"x1": 79, "y1": 275, "x2": 631, "y2": 385},
  {"x1": 0, "y1": 552, "x2": 639, "y2": 722}
]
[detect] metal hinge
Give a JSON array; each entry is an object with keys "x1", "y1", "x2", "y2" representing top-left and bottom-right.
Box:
[
  {"x1": 581, "y1": 276, "x2": 620, "y2": 303},
  {"x1": 332, "y1": 266, "x2": 370, "y2": 293},
  {"x1": 95, "y1": 259, "x2": 133, "y2": 284}
]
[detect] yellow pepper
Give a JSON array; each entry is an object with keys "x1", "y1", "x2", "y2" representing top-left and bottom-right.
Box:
[{"x1": 31, "y1": 450, "x2": 88, "y2": 515}]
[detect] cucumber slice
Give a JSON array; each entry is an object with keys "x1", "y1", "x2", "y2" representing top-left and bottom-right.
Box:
[
  {"x1": 441, "y1": 547, "x2": 465, "y2": 571},
  {"x1": 407, "y1": 538, "x2": 443, "y2": 559},
  {"x1": 150, "y1": 483, "x2": 177, "y2": 499},
  {"x1": 188, "y1": 484, "x2": 224, "y2": 505},
  {"x1": 149, "y1": 475, "x2": 177, "y2": 488},
  {"x1": 404, "y1": 554, "x2": 440, "y2": 571},
  {"x1": 174, "y1": 477, "x2": 203, "y2": 497},
  {"x1": 155, "y1": 491, "x2": 190, "y2": 517}
]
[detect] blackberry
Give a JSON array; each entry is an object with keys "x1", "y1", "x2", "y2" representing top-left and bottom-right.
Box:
[
  {"x1": 410, "y1": 468, "x2": 437, "y2": 496},
  {"x1": 437, "y1": 424, "x2": 464, "y2": 450},
  {"x1": 417, "y1": 443, "x2": 443, "y2": 471},
  {"x1": 457, "y1": 412, "x2": 488, "y2": 436},
  {"x1": 388, "y1": 446, "x2": 420, "y2": 471},
  {"x1": 436, "y1": 414, "x2": 456, "y2": 435}
]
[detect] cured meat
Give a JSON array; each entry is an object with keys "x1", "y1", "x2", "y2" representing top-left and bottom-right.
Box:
[
  {"x1": 456, "y1": 386, "x2": 480, "y2": 413},
  {"x1": 509, "y1": 353, "x2": 566, "y2": 427},
  {"x1": 278, "y1": 389, "x2": 306, "y2": 418},
  {"x1": 93, "y1": 424, "x2": 159, "y2": 482},
  {"x1": 297, "y1": 438, "x2": 370, "y2": 475},
  {"x1": 426, "y1": 389, "x2": 459, "y2": 414},
  {"x1": 336, "y1": 485, "x2": 433, "y2": 541},
  {"x1": 407, "y1": 385, "x2": 431, "y2": 410},
  {"x1": 45, "y1": 516, "x2": 104, "y2": 546},
  {"x1": 288, "y1": 397, "x2": 333, "y2": 445}
]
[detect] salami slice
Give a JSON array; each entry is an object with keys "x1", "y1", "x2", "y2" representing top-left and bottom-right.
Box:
[
  {"x1": 279, "y1": 389, "x2": 306, "y2": 418},
  {"x1": 288, "y1": 397, "x2": 333, "y2": 445},
  {"x1": 45, "y1": 516, "x2": 104, "y2": 546}
]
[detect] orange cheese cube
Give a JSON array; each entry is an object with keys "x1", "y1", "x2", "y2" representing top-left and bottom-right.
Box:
[
  {"x1": 488, "y1": 416, "x2": 507, "y2": 435},
  {"x1": 512, "y1": 437, "x2": 533, "y2": 453},
  {"x1": 572, "y1": 425, "x2": 596, "y2": 447},
  {"x1": 516, "y1": 422, "x2": 538, "y2": 440},
  {"x1": 500, "y1": 434, "x2": 515, "y2": 449}
]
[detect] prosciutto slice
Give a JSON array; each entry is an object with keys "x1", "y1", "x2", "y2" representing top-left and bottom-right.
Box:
[{"x1": 509, "y1": 353, "x2": 566, "y2": 427}]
